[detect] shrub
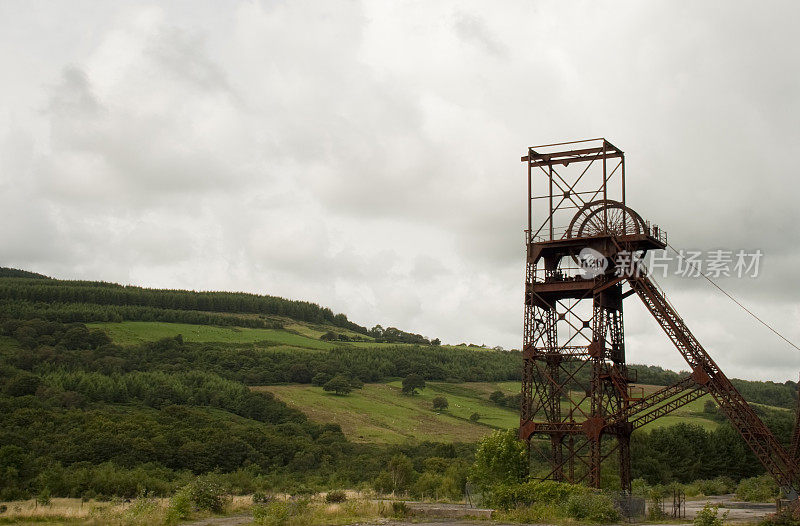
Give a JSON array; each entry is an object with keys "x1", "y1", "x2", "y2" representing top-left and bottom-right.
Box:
[
  {"x1": 439, "y1": 473, "x2": 463, "y2": 501},
  {"x1": 412, "y1": 472, "x2": 444, "y2": 500},
  {"x1": 391, "y1": 501, "x2": 409, "y2": 517},
  {"x1": 373, "y1": 471, "x2": 393, "y2": 494},
  {"x1": 323, "y1": 375, "x2": 353, "y2": 395},
  {"x1": 253, "y1": 499, "x2": 310, "y2": 526},
  {"x1": 648, "y1": 496, "x2": 668, "y2": 521},
  {"x1": 325, "y1": 490, "x2": 347, "y2": 503},
  {"x1": 564, "y1": 492, "x2": 620, "y2": 523},
  {"x1": 125, "y1": 493, "x2": 160, "y2": 520},
  {"x1": 736, "y1": 475, "x2": 779, "y2": 502},
  {"x1": 36, "y1": 488, "x2": 51, "y2": 507},
  {"x1": 631, "y1": 478, "x2": 649, "y2": 497},
  {"x1": 763, "y1": 506, "x2": 800, "y2": 526},
  {"x1": 401, "y1": 374, "x2": 425, "y2": 395},
  {"x1": 432, "y1": 396, "x2": 448, "y2": 411},
  {"x1": 166, "y1": 487, "x2": 193, "y2": 522},
  {"x1": 697, "y1": 476, "x2": 736, "y2": 496},
  {"x1": 253, "y1": 501, "x2": 292, "y2": 526},
  {"x1": 469, "y1": 412, "x2": 480, "y2": 422},
  {"x1": 489, "y1": 480, "x2": 589, "y2": 510},
  {"x1": 492, "y1": 483, "x2": 619, "y2": 524},
  {"x1": 694, "y1": 503, "x2": 728, "y2": 526},
  {"x1": 469, "y1": 429, "x2": 527, "y2": 491},
  {"x1": 489, "y1": 390, "x2": 505, "y2": 404},
  {"x1": 187, "y1": 477, "x2": 230, "y2": 513}
]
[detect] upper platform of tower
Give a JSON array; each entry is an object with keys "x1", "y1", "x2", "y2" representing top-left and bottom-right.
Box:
[{"x1": 522, "y1": 138, "x2": 666, "y2": 263}]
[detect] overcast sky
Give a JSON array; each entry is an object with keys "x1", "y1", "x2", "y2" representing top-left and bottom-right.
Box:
[{"x1": 2, "y1": 1, "x2": 799, "y2": 381}]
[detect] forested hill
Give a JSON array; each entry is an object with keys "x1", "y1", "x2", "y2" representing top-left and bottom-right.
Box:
[
  {"x1": 0, "y1": 267, "x2": 50, "y2": 279},
  {"x1": 0, "y1": 266, "x2": 798, "y2": 500},
  {"x1": 0, "y1": 267, "x2": 431, "y2": 344},
  {"x1": 0, "y1": 266, "x2": 366, "y2": 331},
  {"x1": 0, "y1": 266, "x2": 796, "y2": 406}
]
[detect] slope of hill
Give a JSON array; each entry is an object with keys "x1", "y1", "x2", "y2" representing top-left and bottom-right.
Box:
[
  {"x1": 0, "y1": 267, "x2": 51, "y2": 279},
  {"x1": 255, "y1": 380, "x2": 733, "y2": 445},
  {"x1": 0, "y1": 267, "x2": 796, "y2": 499}
]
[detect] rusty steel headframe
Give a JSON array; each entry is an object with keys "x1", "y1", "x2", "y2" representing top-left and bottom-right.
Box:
[{"x1": 520, "y1": 138, "x2": 799, "y2": 494}]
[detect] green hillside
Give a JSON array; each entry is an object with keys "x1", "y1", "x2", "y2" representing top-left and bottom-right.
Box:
[
  {"x1": 258, "y1": 381, "x2": 520, "y2": 444},
  {"x1": 88, "y1": 320, "x2": 337, "y2": 349},
  {"x1": 258, "y1": 380, "x2": 731, "y2": 445},
  {"x1": 0, "y1": 267, "x2": 796, "y2": 505}
]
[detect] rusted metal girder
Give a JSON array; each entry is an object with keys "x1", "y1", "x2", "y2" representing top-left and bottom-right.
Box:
[
  {"x1": 629, "y1": 387, "x2": 706, "y2": 430},
  {"x1": 628, "y1": 272, "x2": 798, "y2": 490}
]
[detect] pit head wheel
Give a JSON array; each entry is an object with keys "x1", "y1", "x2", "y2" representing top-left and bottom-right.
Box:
[{"x1": 566, "y1": 200, "x2": 646, "y2": 239}]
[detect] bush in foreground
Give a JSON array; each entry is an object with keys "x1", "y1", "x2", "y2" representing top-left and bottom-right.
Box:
[
  {"x1": 325, "y1": 490, "x2": 347, "y2": 503},
  {"x1": 694, "y1": 502, "x2": 729, "y2": 526},
  {"x1": 469, "y1": 429, "x2": 527, "y2": 493},
  {"x1": 736, "y1": 474, "x2": 779, "y2": 502},
  {"x1": 491, "y1": 481, "x2": 620, "y2": 524},
  {"x1": 167, "y1": 476, "x2": 230, "y2": 521}
]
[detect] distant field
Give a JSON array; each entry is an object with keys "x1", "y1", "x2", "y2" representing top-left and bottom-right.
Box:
[
  {"x1": 88, "y1": 321, "x2": 335, "y2": 349},
  {"x1": 278, "y1": 318, "x2": 374, "y2": 341},
  {"x1": 85, "y1": 320, "x2": 491, "y2": 353},
  {"x1": 502, "y1": 382, "x2": 721, "y2": 431},
  {"x1": 256, "y1": 380, "x2": 741, "y2": 444},
  {"x1": 256, "y1": 381, "x2": 520, "y2": 444},
  {"x1": 438, "y1": 381, "x2": 723, "y2": 432}
]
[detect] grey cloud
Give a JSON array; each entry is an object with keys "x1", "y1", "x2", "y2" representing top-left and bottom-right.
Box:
[
  {"x1": 2, "y1": 1, "x2": 800, "y2": 380},
  {"x1": 453, "y1": 12, "x2": 507, "y2": 57},
  {"x1": 148, "y1": 28, "x2": 233, "y2": 94}
]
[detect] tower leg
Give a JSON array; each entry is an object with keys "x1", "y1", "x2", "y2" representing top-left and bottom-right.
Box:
[
  {"x1": 589, "y1": 436, "x2": 602, "y2": 488},
  {"x1": 619, "y1": 430, "x2": 632, "y2": 493},
  {"x1": 551, "y1": 435, "x2": 564, "y2": 481}
]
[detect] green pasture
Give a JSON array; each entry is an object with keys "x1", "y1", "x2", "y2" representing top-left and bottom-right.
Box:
[{"x1": 87, "y1": 321, "x2": 334, "y2": 349}]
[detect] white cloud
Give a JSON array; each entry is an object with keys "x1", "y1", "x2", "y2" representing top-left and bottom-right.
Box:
[{"x1": 1, "y1": 0, "x2": 799, "y2": 380}]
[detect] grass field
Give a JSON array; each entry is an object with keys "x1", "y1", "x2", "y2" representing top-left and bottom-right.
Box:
[
  {"x1": 256, "y1": 381, "x2": 520, "y2": 443},
  {"x1": 88, "y1": 320, "x2": 335, "y2": 349},
  {"x1": 434, "y1": 381, "x2": 724, "y2": 433},
  {"x1": 278, "y1": 318, "x2": 374, "y2": 341},
  {"x1": 255, "y1": 380, "x2": 734, "y2": 444},
  {"x1": 87, "y1": 319, "x2": 500, "y2": 354}
]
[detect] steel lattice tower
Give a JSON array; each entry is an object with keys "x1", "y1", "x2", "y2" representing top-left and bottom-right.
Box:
[
  {"x1": 519, "y1": 139, "x2": 666, "y2": 491},
  {"x1": 518, "y1": 138, "x2": 800, "y2": 496}
]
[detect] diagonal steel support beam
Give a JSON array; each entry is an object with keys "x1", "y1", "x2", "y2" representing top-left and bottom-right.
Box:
[
  {"x1": 628, "y1": 272, "x2": 798, "y2": 489},
  {"x1": 630, "y1": 387, "x2": 706, "y2": 430}
]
